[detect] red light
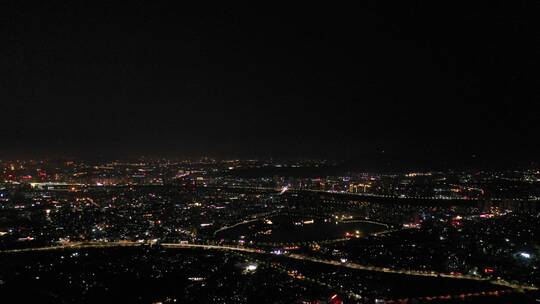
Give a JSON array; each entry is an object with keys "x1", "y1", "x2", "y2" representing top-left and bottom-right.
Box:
[{"x1": 329, "y1": 294, "x2": 343, "y2": 304}]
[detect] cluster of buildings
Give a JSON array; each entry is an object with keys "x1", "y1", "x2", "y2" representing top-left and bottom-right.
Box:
[{"x1": 1, "y1": 158, "x2": 539, "y2": 302}]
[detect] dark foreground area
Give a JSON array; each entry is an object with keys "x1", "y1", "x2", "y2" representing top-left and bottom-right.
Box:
[{"x1": 1, "y1": 247, "x2": 537, "y2": 303}]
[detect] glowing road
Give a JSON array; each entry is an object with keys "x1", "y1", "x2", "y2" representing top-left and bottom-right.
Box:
[{"x1": 1, "y1": 241, "x2": 537, "y2": 292}]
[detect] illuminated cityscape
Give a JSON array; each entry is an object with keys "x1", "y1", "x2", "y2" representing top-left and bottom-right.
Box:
[
  {"x1": 2, "y1": 2, "x2": 540, "y2": 303},
  {"x1": 0, "y1": 158, "x2": 539, "y2": 303}
]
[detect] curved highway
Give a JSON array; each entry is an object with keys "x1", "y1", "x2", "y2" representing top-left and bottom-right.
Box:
[{"x1": 1, "y1": 241, "x2": 537, "y2": 292}]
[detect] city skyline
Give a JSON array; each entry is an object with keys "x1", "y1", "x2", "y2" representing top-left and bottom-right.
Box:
[{"x1": 2, "y1": 3, "x2": 539, "y2": 303}]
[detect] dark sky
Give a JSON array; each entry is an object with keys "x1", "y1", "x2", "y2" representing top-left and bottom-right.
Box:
[{"x1": 2, "y1": 2, "x2": 539, "y2": 165}]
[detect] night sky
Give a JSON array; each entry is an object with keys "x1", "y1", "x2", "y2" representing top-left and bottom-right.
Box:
[{"x1": 2, "y1": 2, "x2": 539, "y2": 166}]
